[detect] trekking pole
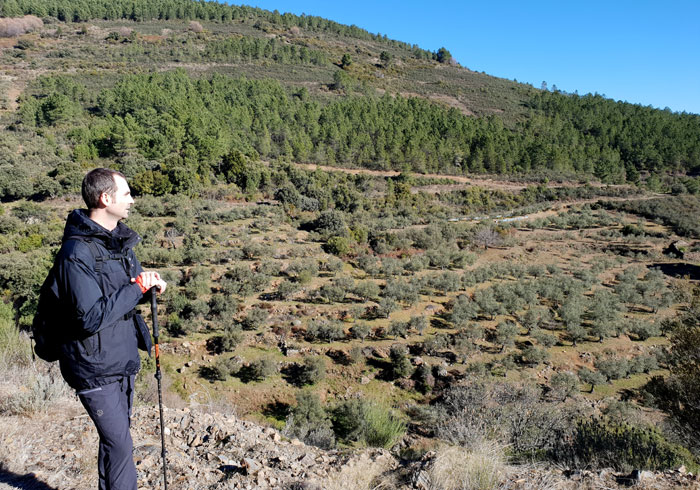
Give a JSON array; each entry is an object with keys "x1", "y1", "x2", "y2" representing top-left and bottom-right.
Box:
[{"x1": 151, "y1": 288, "x2": 168, "y2": 490}]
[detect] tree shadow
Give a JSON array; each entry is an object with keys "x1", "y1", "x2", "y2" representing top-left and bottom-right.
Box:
[
  {"x1": 236, "y1": 365, "x2": 261, "y2": 384},
  {"x1": 198, "y1": 365, "x2": 222, "y2": 382},
  {"x1": 651, "y1": 262, "x2": 700, "y2": 281},
  {"x1": 365, "y1": 357, "x2": 393, "y2": 381},
  {"x1": 0, "y1": 466, "x2": 58, "y2": 490},
  {"x1": 431, "y1": 316, "x2": 453, "y2": 329},
  {"x1": 262, "y1": 401, "x2": 291, "y2": 422},
  {"x1": 326, "y1": 349, "x2": 352, "y2": 366},
  {"x1": 206, "y1": 336, "x2": 225, "y2": 355},
  {"x1": 280, "y1": 363, "x2": 304, "y2": 387}
]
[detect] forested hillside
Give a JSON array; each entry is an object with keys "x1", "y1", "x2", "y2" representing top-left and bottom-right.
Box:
[{"x1": 1, "y1": 0, "x2": 699, "y2": 202}]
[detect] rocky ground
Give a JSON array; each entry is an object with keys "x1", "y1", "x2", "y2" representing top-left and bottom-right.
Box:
[{"x1": 0, "y1": 396, "x2": 698, "y2": 490}]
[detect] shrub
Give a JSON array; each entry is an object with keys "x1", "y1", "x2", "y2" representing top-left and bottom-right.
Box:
[
  {"x1": 578, "y1": 367, "x2": 607, "y2": 392},
  {"x1": 594, "y1": 356, "x2": 629, "y2": 381},
  {"x1": 349, "y1": 322, "x2": 371, "y2": 341},
  {"x1": 384, "y1": 279, "x2": 419, "y2": 305},
  {"x1": 311, "y1": 210, "x2": 347, "y2": 238},
  {"x1": 361, "y1": 402, "x2": 406, "y2": 449},
  {"x1": 305, "y1": 321, "x2": 345, "y2": 343},
  {"x1": 276, "y1": 279, "x2": 301, "y2": 299},
  {"x1": 165, "y1": 312, "x2": 194, "y2": 336},
  {"x1": 375, "y1": 297, "x2": 398, "y2": 318},
  {"x1": 241, "y1": 307, "x2": 268, "y2": 331},
  {"x1": 188, "y1": 20, "x2": 204, "y2": 32},
  {"x1": 220, "y1": 265, "x2": 270, "y2": 297},
  {"x1": 299, "y1": 356, "x2": 326, "y2": 385},
  {"x1": 414, "y1": 364, "x2": 435, "y2": 393},
  {"x1": 217, "y1": 325, "x2": 243, "y2": 353},
  {"x1": 532, "y1": 327, "x2": 558, "y2": 348},
  {"x1": 627, "y1": 320, "x2": 661, "y2": 341},
  {"x1": 553, "y1": 418, "x2": 697, "y2": 472},
  {"x1": 389, "y1": 344, "x2": 413, "y2": 379},
  {"x1": 348, "y1": 345, "x2": 364, "y2": 364},
  {"x1": 408, "y1": 315, "x2": 429, "y2": 335},
  {"x1": 518, "y1": 345, "x2": 550, "y2": 366},
  {"x1": 331, "y1": 398, "x2": 366, "y2": 442},
  {"x1": 549, "y1": 371, "x2": 579, "y2": 401},
  {"x1": 284, "y1": 391, "x2": 335, "y2": 449},
  {"x1": 317, "y1": 282, "x2": 348, "y2": 303},
  {"x1": 208, "y1": 294, "x2": 238, "y2": 318},
  {"x1": 211, "y1": 355, "x2": 241, "y2": 381},
  {"x1": 353, "y1": 280, "x2": 380, "y2": 302},
  {"x1": 434, "y1": 381, "x2": 578, "y2": 457},
  {"x1": 387, "y1": 320, "x2": 409, "y2": 339},
  {"x1": 246, "y1": 358, "x2": 277, "y2": 382},
  {"x1": 285, "y1": 261, "x2": 318, "y2": 284},
  {"x1": 324, "y1": 236, "x2": 351, "y2": 256},
  {"x1": 423, "y1": 334, "x2": 450, "y2": 356}
]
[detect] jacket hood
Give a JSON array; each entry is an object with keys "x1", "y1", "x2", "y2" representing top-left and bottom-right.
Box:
[{"x1": 63, "y1": 209, "x2": 141, "y2": 252}]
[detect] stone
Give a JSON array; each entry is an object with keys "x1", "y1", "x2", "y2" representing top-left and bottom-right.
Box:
[
  {"x1": 372, "y1": 347, "x2": 389, "y2": 359},
  {"x1": 188, "y1": 434, "x2": 203, "y2": 447},
  {"x1": 640, "y1": 470, "x2": 654, "y2": 480},
  {"x1": 241, "y1": 457, "x2": 261, "y2": 475}
]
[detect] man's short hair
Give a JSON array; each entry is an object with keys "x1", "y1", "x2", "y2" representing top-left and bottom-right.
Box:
[{"x1": 82, "y1": 168, "x2": 126, "y2": 209}]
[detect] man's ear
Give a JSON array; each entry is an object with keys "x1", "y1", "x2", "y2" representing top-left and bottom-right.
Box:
[{"x1": 98, "y1": 191, "x2": 112, "y2": 208}]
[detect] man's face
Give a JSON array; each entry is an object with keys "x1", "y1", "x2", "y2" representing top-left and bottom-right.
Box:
[{"x1": 104, "y1": 175, "x2": 134, "y2": 221}]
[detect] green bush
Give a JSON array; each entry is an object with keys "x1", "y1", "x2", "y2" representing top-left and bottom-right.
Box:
[
  {"x1": 299, "y1": 356, "x2": 326, "y2": 385},
  {"x1": 211, "y1": 355, "x2": 241, "y2": 381},
  {"x1": 331, "y1": 398, "x2": 405, "y2": 449},
  {"x1": 17, "y1": 234, "x2": 44, "y2": 253},
  {"x1": 362, "y1": 402, "x2": 406, "y2": 449},
  {"x1": 323, "y1": 235, "x2": 351, "y2": 256},
  {"x1": 217, "y1": 324, "x2": 243, "y2": 353},
  {"x1": 389, "y1": 344, "x2": 413, "y2": 379},
  {"x1": 349, "y1": 322, "x2": 371, "y2": 341},
  {"x1": 246, "y1": 358, "x2": 277, "y2": 381},
  {"x1": 284, "y1": 391, "x2": 335, "y2": 449},
  {"x1": 305, "y1": 320, "x2": 345, "y2": 343},
  {"x1": 554, "y1": 418, "x2": 697, "y2": 472},
  {"x1": 208, "y1": 294, "x2": 238, "y2": 318},
  {"x1": 241, "y1": 307, "x2": 268, "y2": 331}
]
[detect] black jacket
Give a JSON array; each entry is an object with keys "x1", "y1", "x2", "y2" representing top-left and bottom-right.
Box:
[{"x1": 55, "y1": 209, "x2": 152, "y2": 390}]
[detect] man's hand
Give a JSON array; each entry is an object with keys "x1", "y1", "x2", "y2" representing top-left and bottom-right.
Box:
[{"x1": 132, "y1": 271, "x2": 167, "y2": 294}]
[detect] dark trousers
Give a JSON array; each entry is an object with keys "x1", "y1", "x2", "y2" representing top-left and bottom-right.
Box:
[{"x1": 78, "y1": 376, "x2": 137, "y2": 490}]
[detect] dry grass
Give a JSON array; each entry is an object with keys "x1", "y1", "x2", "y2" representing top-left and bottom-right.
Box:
[
  {"x1": 323, "y1": 451, "x2": 396, "y2": 490},
  {"x1": 0, "y1": 307, "x2": 72, "y2": 416},
  {"x1": 426, "y1": 441, "x2": 509, "y2": 490},
  {"x1": 0, "y1": 15, "x2": 42, "y2": 38},
  {"x1": 0, "y1": 364, "x2": 71, "y2": 416}
]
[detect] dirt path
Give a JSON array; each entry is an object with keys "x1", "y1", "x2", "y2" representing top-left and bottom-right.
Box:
[{"x1": 293, "y1": 163, "x2": 634, "y2": 193}]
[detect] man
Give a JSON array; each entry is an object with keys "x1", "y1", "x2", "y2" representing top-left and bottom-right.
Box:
[{"x1": 54, "y1": 168, "x2": 167, "y2": 490}]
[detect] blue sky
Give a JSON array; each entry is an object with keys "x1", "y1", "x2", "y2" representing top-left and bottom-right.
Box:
[{"x1": 242, "y1": 1, "x2": 700, "y2": 114}]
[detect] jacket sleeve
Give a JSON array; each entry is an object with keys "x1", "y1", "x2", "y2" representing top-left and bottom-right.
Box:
[{"x1": 58, "y1": 246, "x2": 144, "y2": 336}]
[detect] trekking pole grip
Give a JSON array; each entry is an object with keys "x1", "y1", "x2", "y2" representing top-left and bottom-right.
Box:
[{"x1": 150, "y1": 287, "x2": 159, "y2": 340}]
